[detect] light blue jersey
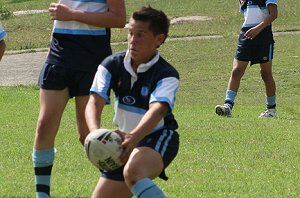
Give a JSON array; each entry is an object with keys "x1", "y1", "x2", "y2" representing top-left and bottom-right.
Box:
[
  {"x1": 53, "y1": 0, "x2": 108, "y2": 35},
  {"x1": 240, "y1": 0, "x2": 278, "y2": 28}
]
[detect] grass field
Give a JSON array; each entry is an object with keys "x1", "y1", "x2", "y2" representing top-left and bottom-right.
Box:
[{"x1": 0, "y1": 0, "x2": 300, "y2": 197}]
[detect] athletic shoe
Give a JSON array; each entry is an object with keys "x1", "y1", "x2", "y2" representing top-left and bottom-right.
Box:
[
  {"x1": 215, "y1": 104, "x2": 232, "y2": 117},
  {"x1": 258, "y1": 108, "x2": 277, "y2": 118}
]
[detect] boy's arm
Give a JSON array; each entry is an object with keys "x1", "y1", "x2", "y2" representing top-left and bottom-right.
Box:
[
  {"x1": 85, "y1": 93, "x2": 107, "y2": 132},
  {"x1": 49, "y1": 0, "x2": 126, "y2": 28},
  {"x1": 119, "y1": 102, "x2": 169, "y2": 163},
  {"x1": 0, "y1": 40, "x2": 6, "y2": 62},
  {"x1": 245, "y1": 4, "x2": 278, "y2": 40}
]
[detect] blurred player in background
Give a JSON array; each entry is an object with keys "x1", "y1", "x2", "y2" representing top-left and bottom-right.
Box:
[
  {"x1": 215, "y1": 0, "x2": 278, "y2": 118},
  {"x1": 0, "y1": 21, "x2": 7, "y2": 61},
  {"x1": 32, "y1": 0, "x2": 126, "y2": 197},
  {"x1": 85, "y1": 6, "x2": 180, "y2": 198}
]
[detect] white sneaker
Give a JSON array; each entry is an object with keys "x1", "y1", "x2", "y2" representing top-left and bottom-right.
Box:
[
  {"x1": 215, "y1": 104, "x2": 232, "y2": 117},
  {"x1": 259, "y1": 108, "x2": 277, "y2": 118}
]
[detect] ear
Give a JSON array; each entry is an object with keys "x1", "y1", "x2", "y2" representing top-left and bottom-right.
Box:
[{"x1": 156, "y1": 34, "x2": 166, "y2": 48}]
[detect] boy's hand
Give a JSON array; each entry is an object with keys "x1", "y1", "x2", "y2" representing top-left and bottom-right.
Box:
[
  {"x1": 245, "y1": 26, "x2": 263, "y2": 40},
  {"x1": 49, "y1": 3, "x2": 74, "y2": 21}
]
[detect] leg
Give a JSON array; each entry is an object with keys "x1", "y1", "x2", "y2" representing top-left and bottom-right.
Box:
[
  {"x1": 124, "y1": 147, "x2": 166, "y2": 198},
  {"x1": 34, "y1": 88, "x2": 69, "y2": 149},
  {"x1": 75, "y1": 95, "x2": 90, "y2": 145},
  {"x1": 91, "y1": 177, "x2": 132, "y2": 198},
  {"x1": 33, "y1": 88, "x2": 69, "y2": 198},
  {"x1": 258, "y1": 61, "x2": 277, "y2": 118},
  {"x1": 216, "y1": 59, "x2": 248, "y2": 117},
  {"x1": 227, "y1": 58, "x2": 248, "y2": 92},
  {"x1": 260, "y1": 61, "x2": 276, "y2": 97}
]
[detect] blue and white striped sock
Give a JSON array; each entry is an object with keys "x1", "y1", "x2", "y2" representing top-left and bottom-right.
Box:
[
  {"x1": 32, "y1": 148, "x2": 55, "y2": 198},
  {"x1": 266, "y1": 95, "x2": 276, "y2": 109},
  {"x1": 225, "y1": 89, "x2": 237, "y2": 108},
  {"x1": 131, "y1": 178, "x2": 165, "y2": 198}
]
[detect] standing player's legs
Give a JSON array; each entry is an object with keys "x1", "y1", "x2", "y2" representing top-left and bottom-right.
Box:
[
  {"x1": 258, "y1": 43, "x2": 277, "y2": 118},
  {"x1": 75, "y1": 96, "x2": 90, "y2": 144},
  {"x1": 33, "y1": 88, "x2": 69, "y2": 198},
  {"x1": 72, "y1": 70, "x2": 99, "y2": 144},
  {"x1": 260, "y1": 61, "x2": 276, "y2": 98},
  {"x1": 259, "y1": 60, "x2": 277, "y2": 117},
  {"x1": 216, "y1": 58, "x2": 248, "y2": 117}
]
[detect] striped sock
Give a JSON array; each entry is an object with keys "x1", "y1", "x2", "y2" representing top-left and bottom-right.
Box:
[
  {"x1": 131, "y1": 178, "x2": 165, "y2": 198},
  {"x1": 225, "y1": 89, "x2": 237, "y2": 108},
  {"x1": 32, "y1": 148, "x2": 55, "y2": 198},
  {"x1": 266, "y1": 95, "x2": 276, "y2": 109}
]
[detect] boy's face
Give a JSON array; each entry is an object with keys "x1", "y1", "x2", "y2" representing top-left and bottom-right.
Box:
[{"x1": 127, "y1": 18, "x2": 165, "y2": 66}]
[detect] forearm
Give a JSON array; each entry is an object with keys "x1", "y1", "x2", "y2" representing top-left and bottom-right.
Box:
[
  {"x1": 257, "y1": 5, "x2": 278, "y2": 30},
  {"x1": 129, "y1": 102, "x2": 168, "y2": 142},
  {"x1": 85, "y1": 94, "x2": 105, "y2": 131},
  {"x1": 71, "y1": 10, "x2": 126, "y2": 28}
]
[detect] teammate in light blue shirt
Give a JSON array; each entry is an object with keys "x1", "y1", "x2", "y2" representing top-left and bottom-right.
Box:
[
  {"x1": 216, "y1": 0, "x2": 278, "y2": 118},
  {"x1": 0, "y1": 21, "x2": 7, "y2": 62},
  {"x1": 85, "y1": 6, "x2": 180, "y2": 198}
]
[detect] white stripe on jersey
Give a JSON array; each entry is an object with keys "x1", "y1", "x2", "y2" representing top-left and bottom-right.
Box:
[
  {"x1": 241, "y1": 1, "x2": 277, "y2": 28},
  {"x1": 114, "y1": 101, "x2": 165, "y2": 133},
  {"x1": 0, "y1": 22, "x2": 7, "y2": 40},
  {"x1": 150, "y1": 77, "x2": 179, "y2": 110},
  {"x1": 90, "y1": 65, "x2": 111, "y2": 103},
  {"x1": 53, "y1": 0, "x2": 108, "y2": 35}
]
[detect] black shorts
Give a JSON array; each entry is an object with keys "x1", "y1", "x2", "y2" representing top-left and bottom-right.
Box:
[
  {"x1": 38, "y1": 63, "x2": 96, "y2": 98},
  {"x1": 235, "y1": 43, "x2": 274, "y2": 65},
  {"x1": 101, "y1": 129, "x2": 179, "y2": 181}
]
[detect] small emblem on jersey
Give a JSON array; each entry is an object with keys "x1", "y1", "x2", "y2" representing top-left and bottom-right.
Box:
[
  {"x1": 146, "y1": 138, "x2": 152, "y2": 143},
  {"x1": 263, "y1": 57, "x2": 268, "y2": 61},
  {"x1": 122, "y1": 96, "x2": 136, "y2": 105},
  {"x1": 141, "y1": 86, "x2": 150, "y2": 97}
]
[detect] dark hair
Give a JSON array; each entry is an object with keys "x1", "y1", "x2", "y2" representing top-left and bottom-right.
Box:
[{"x1": 132, "y1": 6, "x2": 170, "y2": 41}]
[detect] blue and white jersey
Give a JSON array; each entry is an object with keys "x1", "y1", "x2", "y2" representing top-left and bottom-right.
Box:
[
  {"x1": 91, "y1": 51, "x2": 179, "y2": 133},
  {"x1": 53, "y1": 0, "x2": 108, "y2": 35},
  {"x1": 240, "y1": 0, "x2": 278, "y2": 28},
  {"x1": 46, "y1": 0, "x2": 112, "y2": 71},
  {"x1": 0, "y1": 22, "x2": 7, "y2": 41}
]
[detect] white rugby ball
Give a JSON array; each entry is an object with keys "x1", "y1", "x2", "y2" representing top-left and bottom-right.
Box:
[{"x1": 84, "y1": 128, "x2": 123, "y2": 171}]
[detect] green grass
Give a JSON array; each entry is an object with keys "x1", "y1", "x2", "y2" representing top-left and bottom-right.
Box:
[
  {"x1": 1, "y1": 0, "x2": 300, "y2": 50},
  {"x1": 1, "y1": 0, "x2": 300, "y2": 197}
]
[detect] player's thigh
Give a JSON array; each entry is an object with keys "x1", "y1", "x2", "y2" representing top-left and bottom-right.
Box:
[
  {"x1": 91, "y1": 177, "x2": 132, "y2": 198},
  {"x1": 35, "y1": 89, "x2": 69, "y2": 149},
  {"x1": 38, "y1": 88, "x2": 69, "y2": 126},
  {"x1": 124, "y1": 147, "x2": 164, "y2": 181}
]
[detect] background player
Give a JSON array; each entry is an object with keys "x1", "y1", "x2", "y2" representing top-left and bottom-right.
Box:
[
  {"x1": 215, "y1": 0, "x2": 278, "y2": 118},
  {"x1": 0, "y1": 21, "x2": 6, "y2": 62}
]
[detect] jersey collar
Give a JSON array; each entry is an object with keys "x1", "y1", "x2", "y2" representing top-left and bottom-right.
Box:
[{"x1": 124, "y1": 50, "x2": 160, "y2": 77}]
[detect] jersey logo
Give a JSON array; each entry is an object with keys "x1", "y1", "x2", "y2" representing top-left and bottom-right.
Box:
[
  {"x1": 122, "y1": 96, "x2": 136, "y2": 105},
  {"x1": 141, "y1": 86, "x2": 150, "y2": 97}
]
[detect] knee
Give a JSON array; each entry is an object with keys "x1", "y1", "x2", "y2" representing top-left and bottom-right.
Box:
[
  {"x1": 231, "y1": 67, "x2": 245, "y2": 79},
  {"x1": 123, "y1": 164, "x2": 142, "y2": 187},
  {"x1": 260, "y1": 70, "x2": 273, "y2": 82}
]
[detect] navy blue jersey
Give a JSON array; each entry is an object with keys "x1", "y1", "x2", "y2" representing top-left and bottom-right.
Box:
[{"x1": 91, "y1": 51, "x2": 179, "y2": 133}]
